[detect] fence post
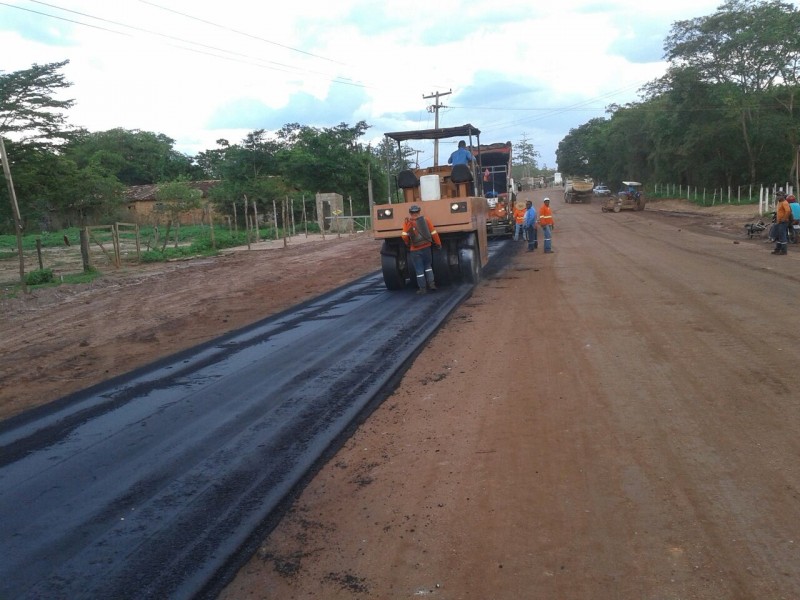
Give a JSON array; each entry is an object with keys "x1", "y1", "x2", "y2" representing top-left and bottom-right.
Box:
[
  {"x1": 112, "y1": 223, "x2": 121, "y2": 267},
  {"x1": 80, "y1": 227, "x2": 91, "y2": 272},
  {"x1": 302, "y1": 195, "x2": 308, "y2": 237},
  {"x1": 243, "y1": 196, "x2": 251, "y2": 250},
  {"x1": 206, "y1": 205, "x2": 215, "y2": 250},
  {"x1": 273, "y1": 199, "x2": 279, "y2": 240},
  {"x1": 36, "y1": 238, "x2": 43, "y2": 270},
  {"x1": 348, "y1": 196, "x2": 354, "y2": 234},
  {"x1": 283, "y1": 197, "x2": 289, "y2": 248}
]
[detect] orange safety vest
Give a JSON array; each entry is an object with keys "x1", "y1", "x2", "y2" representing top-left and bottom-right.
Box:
[
  {"x1": 777, "y1": 200, "x2": 792, "y2": 224},
  {"x1": 402, "y1": 215, "x2": 442, "y2": 251},
  {"x1": 513, "y1": 207, "x2": 526, "y2": 224},
  {"x1": 538, "y1": 204, "x2": 554, "y2": 226}
]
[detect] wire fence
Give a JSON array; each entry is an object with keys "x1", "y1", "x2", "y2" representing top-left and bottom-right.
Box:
[{"x1": 649, "y1": 182, "x2": 796, "y2": 214}]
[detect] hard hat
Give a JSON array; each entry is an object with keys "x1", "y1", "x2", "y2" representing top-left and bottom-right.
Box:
[
  {"x1": 543, "y1": 197, "x2": 550, "y2": 202},
  {"x1": 409, "y1": 204, "x2": 421, "y2": 213}
]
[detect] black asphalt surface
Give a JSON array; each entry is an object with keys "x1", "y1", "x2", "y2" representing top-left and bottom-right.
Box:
[{"x1": 0, "y1": 270, "x2": 479, "y2": 600}]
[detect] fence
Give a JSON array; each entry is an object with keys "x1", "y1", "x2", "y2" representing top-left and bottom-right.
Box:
[{"x1": 651, "y1": 183, "x2": 796, "y2": 214}]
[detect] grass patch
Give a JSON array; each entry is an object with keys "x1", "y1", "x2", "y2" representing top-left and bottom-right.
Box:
[{"x1": 25, "y1": 269, "x2": 55, "y2": 286}]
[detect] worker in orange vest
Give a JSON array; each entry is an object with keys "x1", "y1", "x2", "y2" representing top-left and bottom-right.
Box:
[
  {"x1": 537, "y1": 197, "x2": 555, "y2": 253},
  {"x1": 512, "y1": 201, "x2": 527, "y2": 241},
  {"x1": 772, "y1": 194, "x2": 791, "y2": 255},
  {"x1": 402, "y1": 204, "x2": 443, "y2": 294}
]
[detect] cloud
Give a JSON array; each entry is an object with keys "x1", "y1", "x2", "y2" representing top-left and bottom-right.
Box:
[
  {"x1": 207, "y1": 81, "x2": 371, "y2": 135},
  {"x1": 0, "y1": 6, "x2": 74, "y2": 46},
  {"x1": 1, "y1": 0, "x2": 728, "y2": 168}
]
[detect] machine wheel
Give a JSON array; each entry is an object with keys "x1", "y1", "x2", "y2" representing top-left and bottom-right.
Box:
[
  {"x1": 458, "y1": 233, "x2": 481, "y2": 285},
  {"x1": 431, "y1": 245, "x2": 453, "y2": 287},
  {"x1": 636, "y1": 199, "x2": 646, "y2": 211},
  {"x1": 613, "y1": 204, "x2": 621, "y2": 213},
  {"x1": 380, "y1": 242, "x2": 405, "y2": 290},
  {"x1": 601, "y1": 207, "x2": 608, "y2": 212}
]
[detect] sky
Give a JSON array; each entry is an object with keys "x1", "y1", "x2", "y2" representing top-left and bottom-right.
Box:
[{"x1": 1, "y1": 0, "x2": 733, "y2": 171}]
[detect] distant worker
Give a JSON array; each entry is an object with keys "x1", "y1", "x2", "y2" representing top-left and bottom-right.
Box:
[
  {"x1": 402, "y1": 204, "x2": 442, "y2": 294},
  {"x1": 513, "y1": 200, "x2": 527, "y2": 241},
  {"x1": 523, "y1": 200, "x2": 538, "y2": 252},
  {"x1": 772, "y1": 194, "x2": 791, "y2": 255},
  {"x1": 448, "y1": 140, "x2": 474, "y2": 166},
  {"x1": 537, "y1": 197, "x2": 555, "y2": 253}
]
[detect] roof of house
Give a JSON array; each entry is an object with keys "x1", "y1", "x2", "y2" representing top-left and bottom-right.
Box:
[{"x1": 124, "y1": 180, "x2": 219, "y2": 202}]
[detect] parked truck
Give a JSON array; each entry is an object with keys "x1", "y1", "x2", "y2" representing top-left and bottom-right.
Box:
[
  {"x1": 473, "y1": 141, "x2": 515, "y2": 238},
  {"x1": 564, "y1": 176, "x2": 594, "y2": 203},
  {"x1": 373, "y1": 124, "x2": 489, "y2": 290}
]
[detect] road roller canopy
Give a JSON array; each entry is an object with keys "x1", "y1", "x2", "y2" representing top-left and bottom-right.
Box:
[{"x1": 384, "y1": 124, "x2": 481, "y2": 142}]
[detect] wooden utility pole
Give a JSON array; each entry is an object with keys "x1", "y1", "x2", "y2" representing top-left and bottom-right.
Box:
[
  {"x1": 0, "y1": 136, "x2": 26, "y2": 290},
  {"x1": 423, "y1": 89, "x2": 451, "y2": 166}
]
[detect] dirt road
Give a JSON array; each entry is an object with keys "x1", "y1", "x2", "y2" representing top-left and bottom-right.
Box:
[
  {"x1": 219, "y1": 192, "x2": 800, "y2": 599},
  {"x1": 3, "y1": 193, "x2": 798, "y2": 599}
]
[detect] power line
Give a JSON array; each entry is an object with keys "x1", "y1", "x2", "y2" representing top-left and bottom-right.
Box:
[
  {"x1": 138, "y1": 0, "x2": 343, "y2": 65},
  {"x1": 4, "y1": 1, "x2": 369, "y2": 88}
]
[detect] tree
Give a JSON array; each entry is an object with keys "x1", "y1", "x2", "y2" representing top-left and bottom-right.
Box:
[
  {"x1": 556, "y1": 118, "x2": 609, "y2": 179},
  {"x1": 64, "y1": 128, "x2": 197, "y2": 185},
  {"x1": 664, "y1": 0, "x2": 800, "y2": 182},
  {"x1": 277, "y1": 121, "x2": 373, "y2": 211},
  {"x1": 0, "y1": 60, "x2": 76, "y2": 250},
  {"x1": 514, "y1": 135, "x2": 539, "y2": 179},
  {"x1": 0, "y1": 60, "x2": 75, "y2": 145},
  {"x1": 154, "y1": 180, "x2": 203, "y2": 249}
]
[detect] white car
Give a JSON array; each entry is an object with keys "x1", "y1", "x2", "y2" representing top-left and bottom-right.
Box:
[{"x1": 593, "y1": 185, "x2": 611, "y2": 196}]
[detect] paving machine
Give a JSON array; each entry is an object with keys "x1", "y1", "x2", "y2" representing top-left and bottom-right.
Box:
[{"x1": 475, "y1": 141, "x2": 515, "y2": 237}]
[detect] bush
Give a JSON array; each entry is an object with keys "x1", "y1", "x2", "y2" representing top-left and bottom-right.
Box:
[{"x1": 25, "y1": 268, "x2": 55, "y2": 285}]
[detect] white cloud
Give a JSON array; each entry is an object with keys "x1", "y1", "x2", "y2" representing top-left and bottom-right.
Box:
[{"x1": 1, "y1": 0, "x2": 729, "y2": 167}]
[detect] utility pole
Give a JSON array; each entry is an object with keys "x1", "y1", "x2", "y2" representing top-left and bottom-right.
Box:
[
  {"x1": 409, "y1": 148, "x2": 424, "y2": 168},
  {"x1": 423, "y1": 89, "x2": 451, "y2": 166},
  {"x1": 0, "y1": 136, "x2": 26, "y2": 290}
]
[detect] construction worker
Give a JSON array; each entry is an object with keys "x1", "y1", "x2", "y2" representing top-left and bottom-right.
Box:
[
  {"x1": 402, "y1": 204, "x2": 442, "y2": 294},
  {"x1": 788, "y1": 195, "x2": 800, "y2": 244},
  {"x1": 537, "y1": 197, "x2": 555, "y2": 253},
  {"x1": 523, "y1": 200, "x2": 538, "y2": 251},
  {"x1": 772, "y1": 194, "x2": 791, "y2": 255},
  {"x1": 512, "y1": 200, "x2": 527, "y2": 241}
]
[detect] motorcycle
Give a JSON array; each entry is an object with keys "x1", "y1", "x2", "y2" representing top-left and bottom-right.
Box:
[{"x1": 744, "y1": 219, "x2": 767, "y2": 239}]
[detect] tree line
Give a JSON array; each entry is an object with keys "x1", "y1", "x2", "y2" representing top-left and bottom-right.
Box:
[
  {"x1": 556, "y1": 0, "x2": 800, "y2": 194},
  {"x1": 0, "y1": 60, "x2": 410, "y2": 235}
]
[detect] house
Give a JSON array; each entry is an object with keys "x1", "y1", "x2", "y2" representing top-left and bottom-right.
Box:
[{"x1": 124, "y1": 180, "x2": 220, "y2": 225}]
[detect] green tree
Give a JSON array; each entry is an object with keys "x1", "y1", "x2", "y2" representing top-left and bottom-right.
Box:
[
  {"x1": 277, "y1": 121, "x2": 373, "y2": 211},
  {"x1": 664, "y1": 0, "x2": 800, "y2": 182},
  {"x1": 1, "y1": 61, "x2": 77, "y2": 233},
  {"x1": 556, "y1": 118, "x2": 609, "y2": 178},
  {"x1": 154, "y1": 180, "x2": 203, "y2": 249},
  {"x1": 0, "y1": 60, "x2": 75, "y2": 145},
  {"x1": 513, "y1": 135, "x2": 539, "y2": 179},
  {"x1": 64, "y1": 128, "x2": 197, "y2": 185}
]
